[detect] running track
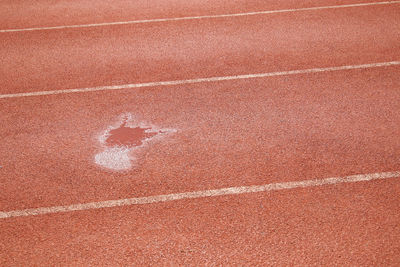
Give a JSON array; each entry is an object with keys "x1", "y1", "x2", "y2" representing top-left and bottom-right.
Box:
[{"x1": 1, "y1": 0, "x2": 400, "y2": 265}]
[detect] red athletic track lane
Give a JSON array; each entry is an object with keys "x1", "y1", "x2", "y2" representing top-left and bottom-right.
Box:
[
  {"x1": 1, "y1": 4, "x2": 399, "y2": 95},
  {"x1": 0, "y1": 0, "x2": 393, "y2": 30},
  {"x1": 1, "y1": 67, "x2": 400, "y2": 210},
  {"x1": 1, "y1": 180, "x2": 400, "y2": 265}
]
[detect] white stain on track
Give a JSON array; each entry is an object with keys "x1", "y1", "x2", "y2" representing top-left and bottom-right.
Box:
[
  {"x1": 94, "y1": 114, "x2": 176, "y2": 171},
  {"x1": 95, "y1": 147, "x2": 133, "y2": 171}
]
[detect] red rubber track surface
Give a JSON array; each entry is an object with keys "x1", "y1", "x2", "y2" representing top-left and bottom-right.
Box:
[
  {"x1": 1, "y1": 4, "x2": 399, "y2": 95},
  {"x1": 1, "y1": 67, "x2": 400, "y2": 210},
  {"x1": 1, "y1": 0, "x2": 400, "y2": 265},
  {"x1": 0, "y1": 0, "x2": 391, "y2": 29},
  {"x1": 2, "y1": 181, "x2": 400, "y2": 265}
]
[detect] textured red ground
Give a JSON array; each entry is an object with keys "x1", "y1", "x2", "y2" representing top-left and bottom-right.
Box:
[
  {"x1": 1, "y1": 0, "x2": 400, "y2": 265},
  {"x1": 1, "y1": 67, "x2": 400, "y2": 210},
  {"x1": 1, "y1": 4, "x2": 399, "y2": 95},
  {"x1": 0, "y1": 0, "x2": 389, "y2": 29},
  {"x1": 1, "y1": 180, "x2": 400, "y2": 265}
]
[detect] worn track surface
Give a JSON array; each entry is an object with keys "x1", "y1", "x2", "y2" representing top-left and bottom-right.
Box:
[{"x1": 1, "y1": 0, "x2": 400, "y2": 265}]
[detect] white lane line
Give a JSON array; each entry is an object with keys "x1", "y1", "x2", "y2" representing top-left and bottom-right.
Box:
[
  {"x1": 1, "y1": 1, "x2": 399, "y2": 33},
  {"x1": 1, "y1": 61, "x2": 399, "y2": 99},
  {"x1": 1, "y1": 171, "x2": 399, "y2": 219}
]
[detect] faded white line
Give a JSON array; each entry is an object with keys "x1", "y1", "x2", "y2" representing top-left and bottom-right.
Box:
[
  {"x1": 1, "y1": 61, "x2": 400, "y2": 99},
  {"x1": 1, "y1": 1, "x2": 399, "y2": 33},
  {"x1": 1, "y1": 171, "x2": 399, "y2": 219}
]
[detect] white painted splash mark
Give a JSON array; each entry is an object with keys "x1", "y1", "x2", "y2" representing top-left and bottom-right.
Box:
[
  {"x1": 94, "y1": 147, "x2": 133, "y2": 171},
  {"x1": 94, "y1": 113, "x2": 176, "y2": 171}
]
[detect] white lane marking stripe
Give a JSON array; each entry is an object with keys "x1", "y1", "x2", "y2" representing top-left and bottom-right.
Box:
[
  {"x1": 1, "y1": 61, "x2": 399, "y2": 99},
  {"x1": 1, "y1": 1, "x2": 399, "y2": 33},
  {"x1": 1, "y1": 171, "x2": 399, "y2": 219}
]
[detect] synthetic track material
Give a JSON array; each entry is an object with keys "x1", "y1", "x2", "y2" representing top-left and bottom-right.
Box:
[
  {"x1": 1, "y1": 61, "x2": 399, "y2": 99},
  {"x1": 1, "y1": 1, "x2": 399, "y2": 33},
  {"x1": 1, "y1": 171, "x2": 399, "y2": 219}
]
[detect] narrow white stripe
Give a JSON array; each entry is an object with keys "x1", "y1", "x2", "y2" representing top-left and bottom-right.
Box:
[
  {"x1": 1, "y1": 61, "x2": 399, "y2": 99},
  {"x1": 1, "y1": 1, "x2": 399, "y2": 33},
  {"x1": 1, "y1": 171, "x2": 399, "y2": 219}
]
